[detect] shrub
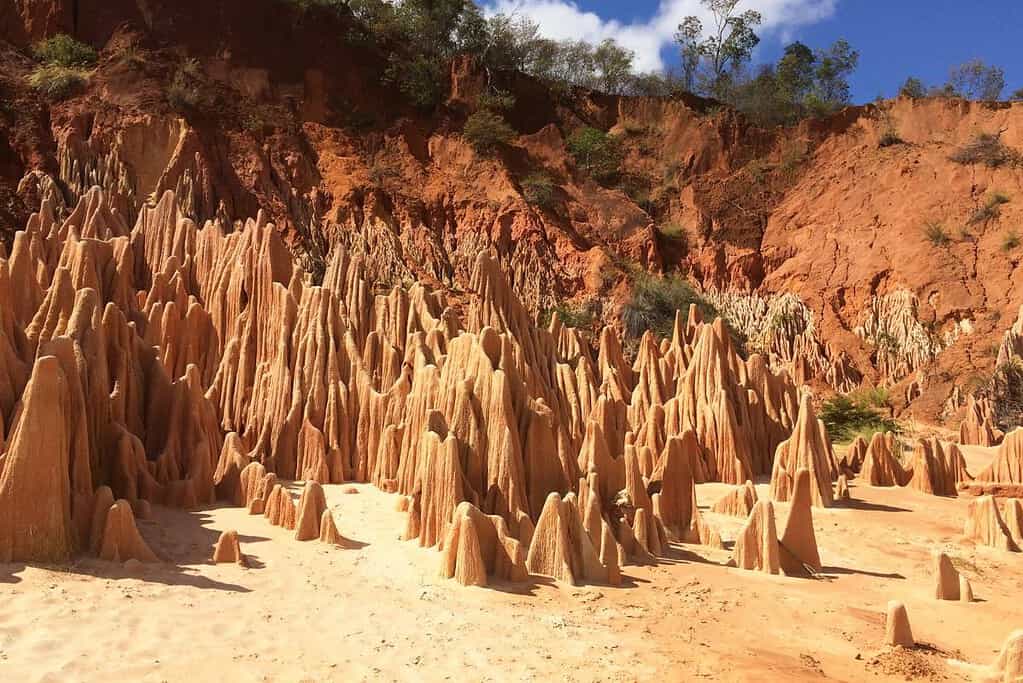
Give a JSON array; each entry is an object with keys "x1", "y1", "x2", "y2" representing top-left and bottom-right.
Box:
[
  {"x1": 778, "y1": 140, "x2": 808, "y2": 176},
  {"x1": 924, "y1": 221, "x2": 950, "y2": 246},
  {"x1": 28, "y1": 34, "x2": 96, "y2": 100},
  {"x1": 114, "y1": 44, "x2": 147, "y2": 69},
  {"x1": 820, "y1": 393, "x2": 900, "y2": 443},
  {"x1": 969, "y1": 192, "x2": 1009, "y2": 224},
  {"x1": 287, "y1": 0, "x2": 347, "y2": 11},
  {"x1": 385, "y1": 54, "x2": 445, "y2": 111},
  {"x1": 32, "y1": 35, "x2": 97, "y2": 68},
  {"x1": 547, "y1": 300, "x2": 597, "y2": 329},
  {"x1": 478, "y1": 89, "x2": 516, "y2": 111},
  {"x1": 745, "y1": 158, "x2": 768, "y2": 184},
  {"x1": 28, "y1": 64, "x2": 87, "y2": 100},
  {"x1": 520, "y1": 172, "x2": 555, "y2": 208},
  {"x1": 463, "y1": 110, "x2": 515, "y2": 155},
  {"x1": 878, "y1": 129, "x2": 904, "y2": 148},
  {"x1": 898, "y1": 77, "x2": 926, "y2": 99},
  {"x1": 566, "y1": 127, "x2": 622, "y2": 182},
  {"x1": 167, "y1": 58, "x2": 216, "y2": 113},
  {"x1": 949, "y1": 133, "x2": 1021, "y2": 168},
  {"x1": 1002, "y1": 230, "x2": 1021, "y2": 252},
  {"x1": 621, "y1": 275, "x2": 719, "y2": 341}
]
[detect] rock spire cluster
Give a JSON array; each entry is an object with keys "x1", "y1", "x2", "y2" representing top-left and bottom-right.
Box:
[{"x1": 0, "y1": 186, "x2": 818, "y2": 583}]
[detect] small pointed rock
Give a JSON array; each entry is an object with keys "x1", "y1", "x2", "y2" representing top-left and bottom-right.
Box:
[
  {"x1": 212, "y1": 530, "x2": 246, "y2": 566},
  {"x1": 884, "y1": 601, "x2": 914, "y2": 648}
]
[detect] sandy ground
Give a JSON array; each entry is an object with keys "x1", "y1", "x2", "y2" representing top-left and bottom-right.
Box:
[{"x1": 2, "y1": 445, "x2": 1021, "y2": 683}]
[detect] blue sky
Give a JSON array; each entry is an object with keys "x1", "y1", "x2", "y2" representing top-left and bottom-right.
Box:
[{"x1": 484, "y1": 0, "x2": 1023, "y2": 102}]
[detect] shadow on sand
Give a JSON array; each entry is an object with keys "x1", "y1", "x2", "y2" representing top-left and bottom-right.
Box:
[
  {"x1": 0, "y1": 505, "x2": 272, "y2": 592},
  {"x1": 835, "y1": 498, "x2": 912, "y2": 514}
]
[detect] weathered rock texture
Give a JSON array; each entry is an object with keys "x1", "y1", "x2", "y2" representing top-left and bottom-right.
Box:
[
  {"x1": 212, "y1": 529, "x2": 246, "y2": 565},
  {"x1": 778, "y1": 469, "x2": 822, "y2": 576},
  {"x1": 959, "y1": 395, "x2": 1003, "y2": 447},
  {"x1": 974, "y1": 429, "x2": 1023, "y2": 485},
  {"x1": 964, "y1": 496, "x2": 1021, "y2": 552},
  {"x1": 932, "y1": 551, "x2": 961, "y2": 601},
  {"x1": 0, "y1": 182, "x2": 825, "y2": 582},
  {"x1": 711, "y1": 481, "x2": 758, "y2": 517},
  {"x1": 989, "y1": 630, "x2": 1023, "y2": 682},
  {"x1": 884, "y1": 601, "x2": 914, "y2": 648},
  {"x1": 730, "y1": 501, "x2": 781, "y2": 575}
]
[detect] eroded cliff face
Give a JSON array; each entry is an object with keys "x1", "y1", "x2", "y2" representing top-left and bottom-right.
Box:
[{"x1": 2, "y1": 0, "x2": 1023, "y2": 423}]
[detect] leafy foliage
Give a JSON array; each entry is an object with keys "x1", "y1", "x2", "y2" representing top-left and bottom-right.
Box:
[
  {"x1": 820, "y1": 392, "x2": 900, "y2": 443},
  {"x1": 924, "y1": 221, "x2": 951, "y2": 247},
  {"x1": 898, "y1": 77, "x2": 926, "y2": 99},
  {"x1": 32, "y1": 35, "x2": 97, "y2": 68},
  {"x1": 621, "y1": 275, "x2": 721, "y2": 341},
  {"x1": 944, "y1": 59, "x2": 1005, "y2": 100},
  {"x1": 350, "y1": 0, "x2": 480, "y2": 109},
  {"x1": 1002, "y1": 230, "x2": 1021, "y2": 252},
  {"x1": 28, "y1": 64, "x2": 87, "y2": 100},
  {"x1": 167, "y1": 58, "x2": 217, "y2": 113},
  {"x1": 385, "y1": 53, "x2": 446, "y2": 110},
  {"x1": 520, "y1": 172, "x2": 556, "y2": 208},
  {"x1": 734, "y1": 39, "x2": 858, "y2": 124},
  {"x1": 675, "y1": 0, "x2": 762, "y2": 98},
  {"x1": 28, "y1": 35, "x2": 96, "y2": 100},
  {"x1": 566, "y1": 127, "x2": 622, "y2": 182},
  {"x1": 462, "y1": 110, "x2": 515, "y2": 154},
  {"x1": 478, "y1": 89, "x2": 515, "y2": 111},
  {"x1": 546, "y1": 300, "x2": 598, "y2": 329},
  {"x1": 949, "y1": 133, "x2": 1021, "y2": 168}
]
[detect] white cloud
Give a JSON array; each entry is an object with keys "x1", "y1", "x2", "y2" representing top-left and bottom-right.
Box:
[{"x1": 483, "y1": 0, "x2": 839, "y2": 72}]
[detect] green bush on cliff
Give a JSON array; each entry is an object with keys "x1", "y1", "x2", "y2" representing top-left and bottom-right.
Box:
[
  {"x1": 463, "y1": 110, "x2": 515, "y2": 155},
  {"x1": 32, "y1": 35, "x2": 97, "y2": 68},
  {"x1": 520, "y1": 172, "x2": 556, "y2": 208},
  {"x1": 621, "y1": 275, "x2": 715, "y2": 339},
  {"x1": 167, "y1": 58, "x2": 217, "y2": 114},
  {"x1": 28, "y1": 35, "x2": 97, "y2": 100},
  {"x1": 566, "y1": 127, "x2": 622, "y2": 182},
  {"x1": 28, "y1": 65, "x2": 88, "y2": 100}
]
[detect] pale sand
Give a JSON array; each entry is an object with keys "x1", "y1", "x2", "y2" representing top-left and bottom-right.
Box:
[{"x1": 2, "y1": 464, "x2": 1021, "y2": 682}]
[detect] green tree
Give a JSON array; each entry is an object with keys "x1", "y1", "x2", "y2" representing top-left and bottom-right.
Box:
[
  {"x1": 463, "y1": 110, "x2": 515, "y2": 154},
  {"x1": 481, "y1": 14, "x2": 541, "y2": 72},
  {"x1": 677, "y1": 0, "x2": 762, "y2": 97},
  {"x1": 899, "y1": 76, "x2": 926, "y2": 99},
  {"x1": 567, "y1": 127, "x2": 622, "y2": 181},
  {"x1": 809, "y1": 39, "x2": 859, "y2": 111},
  {"x1": 729, "y1": 64, "x2": 791, "y2": 125},
  {"x1": 945, "y1": 59, "x2": 1005, "y2": 100},
  {"x1": 774, "y1": 41, "x2": 815, "y2": 105},
  {"x1": 351, "y1": 0, "x2": 485, "y2": 109},
  {"x1": 624, "y1": 70, "x2": 683, "y2": 97},
  {"x1": 674, "y1": 16, "x2": 702, "y2": 92},
  {"x1": 592, "y1": 39, "x2": 634, "y2": 94}
]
